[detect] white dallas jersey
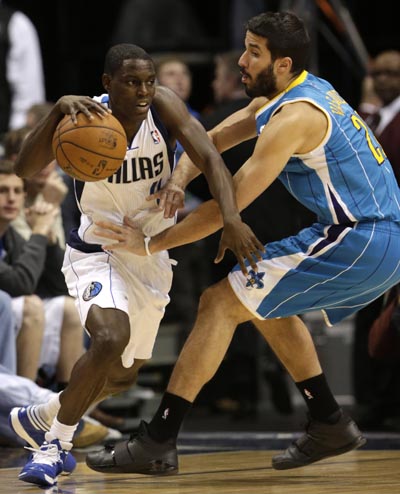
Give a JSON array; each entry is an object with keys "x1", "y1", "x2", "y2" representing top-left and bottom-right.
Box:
[{"x1": 68, "y1": 94, "x2": 176, "y2": 253}]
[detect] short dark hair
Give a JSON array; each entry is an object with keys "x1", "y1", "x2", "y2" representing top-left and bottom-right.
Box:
[
  {"x1": 0, "y1": 159, "x2": 17, "y2": 175},
  {"x1": 104, "y1": 43, "x2": 154, "y2": 75},
  {"x1": 245, "y1": 11, "x2": 310, "y2": 74}
]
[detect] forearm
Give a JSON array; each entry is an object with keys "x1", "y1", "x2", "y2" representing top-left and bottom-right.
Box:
[
  {"x1": 14, "y1": 105, "x2": 64, "y2": 178},
  {"x1": 170, "y1": 152, "x2": 202, "y2": 189},
  {"x1": 150, "y1": 199, "x2": 223, "y2": 253},
  {"x1": 202, "y1": 160, "x2": 241, "y2": 224}
]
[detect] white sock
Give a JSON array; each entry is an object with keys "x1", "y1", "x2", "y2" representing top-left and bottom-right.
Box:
[
  {"x1": 46, "y1": 417, "x2": 78, "y2": 445},
  {"x1": 32, "y1": 393, "x2": 62, "y2": 429}
]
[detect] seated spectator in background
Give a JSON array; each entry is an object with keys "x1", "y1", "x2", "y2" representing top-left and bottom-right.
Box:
[
  {"x1": 13, "y1": 159, "x2": 67, "y2": 247},
  {"x1": 3, "y1": 126, "x2": 67, "y2": 247},
  {"x1": 1, "y1": 363, "x2": 121, "y2": 448},
  {"x1": 352, "y1": 49, "x2": 400, "y2": 430},
  {"x1": 0, "y1": 289, "x2": 17, "y2": 375},
  {"x1": 0, "y1": 159, "x2": 84, "y2": 389}
]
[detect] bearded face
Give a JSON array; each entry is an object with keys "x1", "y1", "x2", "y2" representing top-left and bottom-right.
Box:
[{"x1": 244, "y1": 63, "x2": 278, "y2": 99}]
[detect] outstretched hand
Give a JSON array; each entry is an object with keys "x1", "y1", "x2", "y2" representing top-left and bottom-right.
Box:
[
  {"x1": 216, "y1": 219, "x2": 265, "y2": 275},
  {"x1": 146, "y1": 180, "x2": 185, "y2": 218},
  {"x1": 94, "y1": 216, "x2": 147, "y2": 255}
]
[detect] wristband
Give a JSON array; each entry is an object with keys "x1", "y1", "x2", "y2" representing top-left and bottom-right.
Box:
[{"x1": 144, "y1": 236, "x2": 152, "y2": 256}]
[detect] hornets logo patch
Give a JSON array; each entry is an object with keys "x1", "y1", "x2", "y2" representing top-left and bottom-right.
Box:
[
  {"x1": 246, "y1": 270, "x2": 265, "y2": 289},
  {"x1": 82, "y1": 281, "x2": 102, "y2": 301}
]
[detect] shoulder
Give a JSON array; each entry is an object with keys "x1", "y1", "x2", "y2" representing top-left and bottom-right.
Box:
[{"x1": 153, "y1": 85, "x2": 190, "y2": 128}]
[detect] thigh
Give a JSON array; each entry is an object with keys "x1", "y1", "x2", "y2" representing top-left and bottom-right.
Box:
[
  {"x1": 62, "y1": 246, "x2": 130, "y2": 329},
  {"x1": 228, "y1": 221, "x2": 400, "y2": 326}
]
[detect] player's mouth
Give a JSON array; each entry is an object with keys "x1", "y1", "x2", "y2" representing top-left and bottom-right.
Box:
[
  {"x1": 241, "y1": 71, "x2": 250, "y2": 83},
  {"x1": 136, "y1": 101, "x2": 150, "y2": 111}
]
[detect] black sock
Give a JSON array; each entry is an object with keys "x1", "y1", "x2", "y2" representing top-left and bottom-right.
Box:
[
  {"x1": 147, "y1": 392, "x2": 192, "y2": 442},
  {"x1": 295, "y1": 373, "x2": 341, "y2": 423}
]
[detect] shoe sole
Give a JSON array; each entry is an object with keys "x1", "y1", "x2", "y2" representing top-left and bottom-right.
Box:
[
  {"x1": 272, "y1": 435, "x2": 367, "y2": 470},
  {"x1": 86, "y1": 460, "x2": 179, "y2": 475},
  {"x1": 19, "y1": 471, "x2": 57, "y2": 487},
  {"x1": 9, "y1": 408, "x2": 41, "y2": 449}
]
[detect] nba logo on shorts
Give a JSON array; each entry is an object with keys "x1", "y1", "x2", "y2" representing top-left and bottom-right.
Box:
[{"x1": 83, "y1": 281, "x2": 102, "y2": 301}]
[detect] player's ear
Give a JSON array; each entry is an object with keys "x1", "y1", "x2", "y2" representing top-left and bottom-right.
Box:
[
  {"x1": 102, "y1": 73, "x2": 111, "y2": 92},
  {"x1": 276, "y1": 57, "x2": 292, "y2": 74}
]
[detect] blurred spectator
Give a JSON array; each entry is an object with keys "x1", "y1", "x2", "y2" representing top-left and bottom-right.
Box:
[
  {"x1": 0, "y1": 159, "x2": 84, "y2": 389},
  {"x1": 0, "y1": 364, "x2": 121, "y2": 447},
  {"x1": 3, "y1": 125, "x2": 67, "y2": 247},
  {"x1": 156, "y1": 56, "x2": 200, "y2": 161},
  {"x1": 13, "y1": 159, "x2": 67, "y2": 247},
  {"x1": 352, "y1": 49, "x2": 400, "y2": 430},
  {"x1": 0, "y1": 2, "x2": 45, "y2": 139},
  {"x1": 0, "y1": 289, "x2": 17, "y2": 374}
]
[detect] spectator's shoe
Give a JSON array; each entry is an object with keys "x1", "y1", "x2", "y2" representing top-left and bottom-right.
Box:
[
  {"x1": 272, "y1": 411, "x2": 366, "y2": 470},
  {"x1": 9, "y1": 407, "x2": 76, "y2": 475},
  {"x1": 18, "y1": 436, "x2": 74, "y2": 487},
  {"x1": 9, "y1": 406, "x2": 48, "y2": 449},
  {"x1": 86, "y1": 420, "x2": 178, "y2": 475}
]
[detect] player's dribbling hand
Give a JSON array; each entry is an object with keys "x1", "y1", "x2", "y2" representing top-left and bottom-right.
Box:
[
  {"x1": 146, "y1": 180, "x2": 185, "y2": 218},
  {"x1": 216, "y1": 218, "x2": 265, "y2": 275},
  {"x1": 93, "y1": 216, "x2": 146, "y2": 255},
  {"x1": 57, "y1": 95, "x2": 110, "y2": 124}
]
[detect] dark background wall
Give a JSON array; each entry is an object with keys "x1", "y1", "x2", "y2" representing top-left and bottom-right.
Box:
[{"x1": 3, "y1": 0, "x2": 399, "y2": 111}]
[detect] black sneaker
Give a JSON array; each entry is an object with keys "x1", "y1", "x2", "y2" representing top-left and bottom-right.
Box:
[
  {"x1": 272, "y1": 411, "x2": 366, "y2": 470},
  {"x1": 85, "y1": 421, "x2": 178, "y2": 475}
]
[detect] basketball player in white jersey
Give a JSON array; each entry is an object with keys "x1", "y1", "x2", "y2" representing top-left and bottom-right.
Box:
[
  {"x1": 84, "y1": 12, "x2": 400, "y2": 476},
  {"x1": 10, "y1": 44, "x2": 263, "y2": 487}
]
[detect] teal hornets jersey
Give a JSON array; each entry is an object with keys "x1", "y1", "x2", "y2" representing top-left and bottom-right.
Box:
[{"x1": 255, "y1": 71, "x2": 400, "y2": 225}]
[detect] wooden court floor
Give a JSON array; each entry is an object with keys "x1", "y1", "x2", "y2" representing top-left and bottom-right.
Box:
[{"x1": 1, "y1": 450, "x2": 399, "y2": 494}]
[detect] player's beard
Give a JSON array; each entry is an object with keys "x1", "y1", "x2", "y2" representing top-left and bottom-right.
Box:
[{"x1": 244, "y1": 63, "x2": 277, "y2": 98}]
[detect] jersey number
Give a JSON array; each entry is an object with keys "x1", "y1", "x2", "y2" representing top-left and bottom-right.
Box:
[{"x1": 351, "y1": 114, "x2": 386, "y2": 165}]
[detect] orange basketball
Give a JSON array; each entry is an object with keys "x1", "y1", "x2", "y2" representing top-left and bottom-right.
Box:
[{"x1": 52, "y1": 112, "x2": 127, "y2": 181}]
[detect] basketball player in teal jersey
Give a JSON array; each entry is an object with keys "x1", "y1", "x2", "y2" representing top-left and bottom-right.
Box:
[
  {"x1": 10, "y1": 44, "x2": 263, "y2": 487},
  {"x1": 85, "y1": 12, "x2": 400, "y2": 474}
]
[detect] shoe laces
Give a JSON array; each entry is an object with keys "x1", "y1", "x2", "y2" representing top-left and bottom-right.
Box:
[{"x1": 25, "y1": 442, "x2": 61, "y2": 466}]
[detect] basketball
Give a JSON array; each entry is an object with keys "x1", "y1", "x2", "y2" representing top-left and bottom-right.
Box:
[{"x1": 52, "y1": 112, "x2": 127, "y2": 181}]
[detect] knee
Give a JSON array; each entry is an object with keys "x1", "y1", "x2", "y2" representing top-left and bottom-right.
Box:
[
  {"x1": 23, "y1": 295, "x2": 45, "y2": 325},
  {"x1": 87, "y1": 313, "x2": 131, "y2": 363},
  {"x1": 198, "y1": 280, "x2": 227, "y2": 315}
]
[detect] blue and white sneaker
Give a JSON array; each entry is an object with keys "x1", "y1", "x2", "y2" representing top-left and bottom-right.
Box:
[
  {"x1": 18, "y1": 436, "x2": 74, "y2": 487},
  {"x1": 9, "y1": 406, "x2": 76, "y2": 475}
]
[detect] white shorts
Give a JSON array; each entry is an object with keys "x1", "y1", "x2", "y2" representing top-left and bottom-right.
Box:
[
  {"x1": 12, "y1": 296, "x2": 66, "y2": 368},
  {"x1": 62, "y1": 245, "x2": 174, "y2": 367}
]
